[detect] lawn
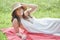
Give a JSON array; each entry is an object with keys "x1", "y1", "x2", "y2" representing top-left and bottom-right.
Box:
[{"x1": 0, "y1": 0, "x2": 60, "y2": 40}]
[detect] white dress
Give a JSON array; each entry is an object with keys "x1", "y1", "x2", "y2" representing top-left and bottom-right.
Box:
[{"x1": 21, "y1": 17, "x2": 60, "y2": 36}]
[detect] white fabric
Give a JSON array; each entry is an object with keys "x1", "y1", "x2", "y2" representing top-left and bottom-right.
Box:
[{"x1": 21, "y1": 17, "x2": 60, "y2": 35}]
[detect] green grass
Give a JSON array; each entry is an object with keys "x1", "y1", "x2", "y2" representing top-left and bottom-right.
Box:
[{"x1": 0, "y1": 0, "x2": 60, "y2": 40}]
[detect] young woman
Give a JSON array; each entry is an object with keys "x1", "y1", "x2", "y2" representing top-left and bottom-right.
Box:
[
  {"x1": 12, "y1": 2, "x2": 60, "y2": 40},
  {"x1": 12, "y1": 2, "x2": 37, "y2": 40},
  {"x1": 18, "y1": 3, "x2": 60, "y2": 36}
]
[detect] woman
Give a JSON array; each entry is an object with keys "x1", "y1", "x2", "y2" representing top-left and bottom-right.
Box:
[
  {"x1": 12, "y1": 2, "x2": 37, "y2": 40},
  {"x1": 12, "y1": 2, "x2": 60, "y2": 40},
  {"x1": 17, "y1": 3, "x2": 60, "y2": 36}
]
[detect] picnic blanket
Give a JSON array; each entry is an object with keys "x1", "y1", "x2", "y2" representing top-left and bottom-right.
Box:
[{"x1": 0, "y1": 27, "x2": 60, "y2": 40}]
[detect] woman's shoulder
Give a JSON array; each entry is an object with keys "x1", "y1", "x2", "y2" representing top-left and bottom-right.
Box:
[{"x1": 12, "y1": 18, "x2": 18, "y2": 23}]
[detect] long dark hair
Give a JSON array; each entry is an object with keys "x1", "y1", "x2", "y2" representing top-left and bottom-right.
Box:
[{"x1": 11, "y1": 10, "x2": 21, "y2": 26}]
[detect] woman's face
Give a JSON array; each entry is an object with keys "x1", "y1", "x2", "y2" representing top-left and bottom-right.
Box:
[{"x1": 16, "y1": 7, "x2": 24, "y2": 17}]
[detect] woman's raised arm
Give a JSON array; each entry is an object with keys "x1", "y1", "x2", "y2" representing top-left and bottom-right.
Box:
[
  {"x1": 26, "y1": 4, "x2": 38, "y2": 13},
  {"x1": 21, "y1": 3, "x2": 38, "y2": 13},
  {"x1": 12, "y1": 18, "x2": 19, "y2": 33},
  {"x1": 21, "y1": 3, "x2": 38, "y2": 17}
]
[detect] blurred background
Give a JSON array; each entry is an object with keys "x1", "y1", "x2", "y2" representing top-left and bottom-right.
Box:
[{"x1": 0, "y1": 0, "x2": 60, "y2": 40}]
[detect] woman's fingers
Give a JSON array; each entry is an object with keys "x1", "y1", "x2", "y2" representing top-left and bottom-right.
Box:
[{"x1": 24, "y1": 11, "x2": 29, "y2": 16}]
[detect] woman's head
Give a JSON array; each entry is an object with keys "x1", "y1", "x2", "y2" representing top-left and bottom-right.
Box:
[
  {"x1": 15, "y1": 7, "x2": 24, "y2": 17},
  {"x1": 11, "y1": 2, "x2": 28, "y2": 26},
  {"x1": 11, "y1": 2, "x2": 32, "y2": 26},
  {"x1": 12, "y1": 2, "x2": 27, "y2": 17}
]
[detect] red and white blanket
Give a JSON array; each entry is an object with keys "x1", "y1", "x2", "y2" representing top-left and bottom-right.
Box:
[{"x1": 0, "y1": 27, "x2": 60, "y2": 40}]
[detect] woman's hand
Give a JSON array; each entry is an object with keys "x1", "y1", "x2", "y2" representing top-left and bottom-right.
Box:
[{"x1": 24, "y1": 10, "x2": 29, "y2": 17}]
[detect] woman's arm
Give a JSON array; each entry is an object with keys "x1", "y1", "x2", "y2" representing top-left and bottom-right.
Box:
[
  {"x1": 26, "y1": 4, "x2": 38, "y2": 13},
  {"x1": 12, "y1": 18, "x2": 27, "y2": 39},
  {"x1": 22, "y1": 3, "x2": 38, "y2": 17},
  {"x1": 21, "y1": 3, "x2": 38, "y2": 13},
  {"x1": 12, "y1": 18, "x2": 19, "y2": 33}
]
